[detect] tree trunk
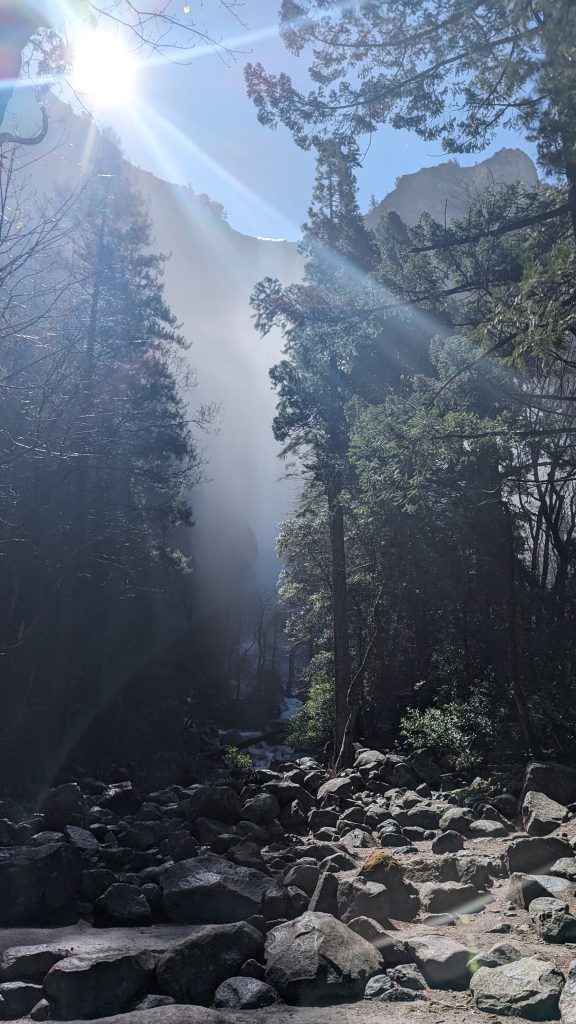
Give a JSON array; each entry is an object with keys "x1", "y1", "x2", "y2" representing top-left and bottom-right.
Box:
[
  {"x1": 327, "y1": 479, "x2": 353, "y2": 766},
  {"x1": 503, "y1": 501, "x2": 540, "y2": 756}
]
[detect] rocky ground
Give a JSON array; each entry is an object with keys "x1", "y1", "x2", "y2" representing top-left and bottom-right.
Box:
[{"x1": 2, "y1": 751, "x2": 576, "y2": 1021}]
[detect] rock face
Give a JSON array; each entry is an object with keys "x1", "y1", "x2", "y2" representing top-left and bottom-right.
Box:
[
  {"x1": 470, "y1": 957, "x2": 565, "y2": 1020},
  {"x1": 0, "y1": 844, "x2": 81, "y2": 925},
  {"x1": 156, "y1": 922, "x2": 263, "y2": 1006},
  {"x1": 161, "y1": 854, "x2": 286, "y2": 923},
  {"x1": 365, "y1": 148, "x2": 538, "y2": 229},
  {"x1": 264, "y1": 911, "x2": 383, "y2": 1004}
]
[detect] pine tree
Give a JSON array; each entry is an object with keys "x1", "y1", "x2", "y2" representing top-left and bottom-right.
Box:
[{"x1": 252, "y1": 139, "x2": 379, "y2": 765}]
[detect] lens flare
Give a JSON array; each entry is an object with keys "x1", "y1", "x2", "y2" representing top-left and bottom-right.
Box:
[{"x1": 70, "y1": 29, "x2": 137, "y2": 109}]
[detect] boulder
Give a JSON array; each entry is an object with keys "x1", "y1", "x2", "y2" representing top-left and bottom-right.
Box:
[
  {"x1": 507, "y1": 872, "x2": 571, "y2": 909},
  {"x1": 506, "y1": 836, "x2": 572, "y2": 875},
  {"x1": 529, "y1": 897, "x2": 576, "y2": 942},
  {"x1": 38, "y1": 785, "x2": 86, "y2": 831},
  {"x1": 0, "y1": 945, "x2": 67, "y2": 982},
  {"x1": 184, "y1": 786, "x2": 241, "y2": 825},
  {"x1": 264, "y1": 911, "x2": 382, "y2": 1004},
  {"x1": 43, "y1": 951, "x2": 155, "y2": 1020},
  {"x1": 161, "y1": 854, "x2": 286, "y2": 923},
  {"x1": 560, "y1": 959, "x2": 576, "y2": 1024},
  {"x1": 242, "y1": 794, "x2": 280, "y2": 826},
  {"x1": 316, "y1": 778, "x2": 354, "y2": 802},
  {"x1": 550, "y1": 857, "x2": 576, "y2": 880},
  {"x1": 338, "y1": 876, "x2": 390, "y2": 926},
  {"x1": 420, "y1": 881, "x2": 484, "y2": 915},
  {"x1": 432, "y1": 831, "x2": 465, "y2": 854},
  {"x1": 364, "y1": 973, "x2": 393, "y2": 997},
  {"x1": 51, "y1": 1009, "x2": 225, "y2": 1024},
  {"x1": 405, "y1": 934, "x2": 471, "y2": 989},
  {"x1": 388, "y1": 964, "x2": 427, "y2": 990},
  {"x1": 522, "y1": 791, "x2": 568, "y2": 837},
  {"x1": 0, "y1": 981, "x2": 43, "y2": 1018},
  {"x1": 213, "y1": 977, "x2": 277, "y2": 1009},
  {"x1": 100, "y1": 782, "x2": 142, "y2": 816},
  {"x1": 0, "y1": 844, "x2": 81, "y2": 925},
  {"x1": 523, "y1": 761, "x2": 576, "y2": 806},
  {"x1": 94, "y1": 883, "x2": 153, "y2": 926},
  {"x1": 472, "y1": 943, "x2": 524, "y2": 970},
  {"x1": 471, "y1": 956, "x2": 564, "y2": 1020},
  {"x1": 346, "y1": 918, "x2": 411, "y2": 966},
  {"x1": 156, "y1": 922, "x2": 263, "y2": 1005}
]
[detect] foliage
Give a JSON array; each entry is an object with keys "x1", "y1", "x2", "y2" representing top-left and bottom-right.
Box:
[
  {"x1": 289, "y1": 652, "x2": 335, "y2": 753},
  {"x1": 224, "y1": 746, "x2": 255, "y2": 783}
]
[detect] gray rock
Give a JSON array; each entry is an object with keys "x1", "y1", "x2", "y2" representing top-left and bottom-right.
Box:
[
  {"x1": 560, "y1": 959, "x2": 576, "y2": 1023},
  {"x1": 316, "y1": 778, "x2": 354, "y2": 802},
  {"x1": 529, "y1": 897, "x2": 576, "y2": 942},
  {"x1": 388, "y1": 963, "x2": 427, "y2": 990},
  {"x1": 469, "y1": 819, "x2": 509, "y2": 838},
  {"x1": 379, "y1": 986, "x2": 426, "y2": 1002},
  {"x1": 507, "y1": 871, "x2": 571, "y2": 909},
  {"x1": 39, "y1": 785, "x2": 86, "y2": 831},
  {"x1": 432, "y1": 831, "x2": 465, "y2": 854},
  {"x1": 522, "y1": 760, "x2": 576, "y2": 806},
  {"x1": 0, "y1": 844, "x2": 81, "y2": 925},
  {"x1": 50, "y1": 1009, "x2": 225, "y2": 1024},
  {"x1": 507, "y1": 836, "x2": 572, "y2": 875},
  {"x1": 438, "y1": 808, "x2": 475, "y2": 835},
  {"x1": 156, "y1": 921, "x2": 263, "y2": 1005},
  {"x1": 0, "y1": 945, "x2": 67, "y2": 982},
  {"x1": 346, "y1": 918, "x2": 411, "y2": 965},
  {"x1": 308, "y1": 869, "x2": 338, "y2": 916},
  {"x1": 420, "y1": 881, "x2": 485, "y2": 915},
  {"x1": 522, "y1": 791, "x2": 568, "y2": 837},
  {"x1": 406, "y1": 934, "x2": 471, "y2": 989},
  {"x1": 242, "y1": 794, "x2": 280, "y2": 826},
  {"x1": 44, "y1": 951, "x2": 155, "y2": 1020},
  {"x1": 184, "y1": 786, "x2": 241, "y2": 825},
  {"x1": 133, "y1": 996, "x2": 176, "y2": 1009},
  {"x1": 549, "y1": 857, "x2": 576, "y2": 881},
  {"x1": 471, "y1": 956, "x2": 565, "y2": 1020},
  {"x1": 95, "y1": 883, "x2": 153, "y2": 926},
  {"x1": 364, "y1": 973, "x2": 393, "y2": 997},
  {"x1": 265, "y1": 911, "x2": 382, "y2": 1004},
  {"x1": 161, "y1": 854, "x2": 286, "y2": 923},
  {"x1": 471, "y1": 942, "x2": 523, "y2": 969},
  {"x1": 0, "y1": 981, "x2": 43, "y2": 1018},
  {"x1": 101, "y1": 782, "x2": 142, "y2": 816},
  {"x1": 338, "y1": 875, "x2": 390, "y2": 926},
  {"x1": 213, "y1": 977, "x2": 277, "y2": 1009}
]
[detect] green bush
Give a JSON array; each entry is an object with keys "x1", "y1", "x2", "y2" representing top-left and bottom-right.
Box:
[
  {"x1": 400, "y1": 692, "x2": 498, "y2": 771},
  {"x1": 289, "y1": 652, "x2": 334, "y2": 753},
  {"x1": 224, "y1": 746, "x2": 255, "y2": 783}
]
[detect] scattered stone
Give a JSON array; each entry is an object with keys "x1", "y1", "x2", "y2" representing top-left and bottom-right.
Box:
[
  {"x1": 161, "y1": 854, "x2": 286, "y2": 923},
  {"x1": 471, "y1": 956, "x2": 565, "y2": 1020},
  {"x1": 95, "y1": 883, "x2": 153, "y2": 926},
  {"x1": 387, "y1": 964, "x2": 427, "y2": 990},
  {"x1": 101, "y1": 783, "x2": 142, "y2": 817},
  {"x1": 156, "y1": 921, "x2": 263, "y2": 1005},
  {"x1": 265, "y1": 911, "x2": 382, "y2": 1004},
  {"x1": 522, "y1": 791, "x2": 568, "y2": 837},
  {"x1": 43, "y1": 951, "x2": 155, "y2": 1020},
  {"x1": 420, "y1": 880, "x2": 485, "y2": 915},
  {"x1": 506, "y1": 836, "x2": 572, "y2": 875},
  {"x1": 0, "y1": 844, "x2": 81, "y2": 925},
  {"x1": 364, "y1": 973, "x2": 393, "y2": 998},
  {"x1": 213, "y1": 977, "x2": 277, "y2": 1009},
  {"x1": 432, "y1": 831, "x2": 465, "y2": 854},
  {"x1": 406, "y1": 934, "x2": 471, "y2": 989},
  {"x1": 529, "y1": 897, "x2": 576, "y2": 942}
]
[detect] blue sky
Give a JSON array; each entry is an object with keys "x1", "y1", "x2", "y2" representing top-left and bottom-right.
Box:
[{"x1": 99, "y1": 0, "x2": 535, "y2": 240}]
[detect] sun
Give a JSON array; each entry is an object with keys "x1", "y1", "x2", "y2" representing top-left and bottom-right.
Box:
[{"x1": 70, "y1": 29, "x2": 137, "y2": 109}]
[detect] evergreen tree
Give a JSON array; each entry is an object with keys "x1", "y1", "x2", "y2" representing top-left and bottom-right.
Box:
[{"x1": 252, "y1": 138, "x2": 379, "y2": 765}]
